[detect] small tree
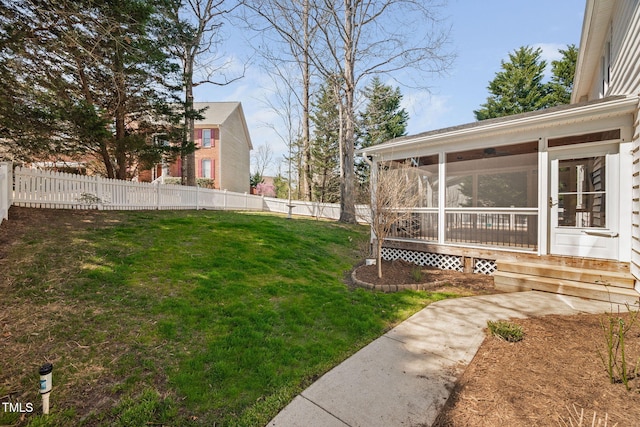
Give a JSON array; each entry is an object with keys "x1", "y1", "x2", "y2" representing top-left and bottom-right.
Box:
[{"x1": 369, "y1": 164, "x2": 423, "y2": 278}]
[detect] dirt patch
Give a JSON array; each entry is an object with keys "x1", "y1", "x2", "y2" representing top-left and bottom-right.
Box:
[{"x1": 0, "y1": 207, "x2": 118, "y2": 258}]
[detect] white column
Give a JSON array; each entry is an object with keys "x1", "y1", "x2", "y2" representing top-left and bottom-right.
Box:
[
  {"x1": 538, "y1": 138, "x2": 548, "y2": 256},
  {"x1": 438, "y1": 152, "x2": 446, "y2": 244}
]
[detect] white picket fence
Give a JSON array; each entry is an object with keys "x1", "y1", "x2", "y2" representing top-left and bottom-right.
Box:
[
  {"x1": 263, "y1": 197, "x2": 371, "y2": 222},
  {"x1": 0, "y1": 162, "x2": 11, "y2": 224},
  {"x1": 5, "y1": 166, "x2": 370, "y2": 222},
  {"x1": 12, "y1": 166, "x2": 264, "y2": 211}
]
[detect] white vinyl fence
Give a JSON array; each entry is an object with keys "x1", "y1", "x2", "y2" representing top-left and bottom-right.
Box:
[
  {"x1": 0, "y1": 162, "x2": 11, "y2": 224},
  {"x1": 263, "y1": 197, "x2": 370, "y2": 223},
  {"x1": 8, "y1": 167, "x2": 371, "y2": 222},
  {"x1": 12, "y1": 167, "x2": 263, "y2": 211}
]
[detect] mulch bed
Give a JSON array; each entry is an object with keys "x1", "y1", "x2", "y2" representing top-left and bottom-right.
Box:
[
  {"x1": 352, "y1": 259, "x2": 498, "y2": 295},
  {"x1": 433, "y1": 312, "x2": 640, "y2": 426}
]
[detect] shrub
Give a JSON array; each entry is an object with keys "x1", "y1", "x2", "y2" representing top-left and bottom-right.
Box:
[
  {"x1": 487, "y1": 320, "x2": 524, "y2": 342},
  {"x1": 411, "y1": 266, "x2": 423, "y2": 282},
  {"x1": 597, "y1": 305, "x2": 639, "y2": 391}
]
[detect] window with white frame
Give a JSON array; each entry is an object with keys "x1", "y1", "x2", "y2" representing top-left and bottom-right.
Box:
[
  {"x1": 203, "y1": 129, "x2": 212, "y2": 147},
  {"x1": 201, "y1": 159, "x2": 212, "y2": 178}
]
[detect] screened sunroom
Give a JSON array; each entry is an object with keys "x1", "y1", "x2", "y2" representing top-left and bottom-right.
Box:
[
  {"x1": 384, "y1": 140, "x2": 539, "y2": 251},
  {"x1": 360, "y1": 95, "x2": 637, "y2": 263}
]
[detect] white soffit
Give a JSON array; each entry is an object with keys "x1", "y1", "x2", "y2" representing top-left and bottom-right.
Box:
[{"x1": 359, "y1": 95, "x2": 638, "y2": 155}]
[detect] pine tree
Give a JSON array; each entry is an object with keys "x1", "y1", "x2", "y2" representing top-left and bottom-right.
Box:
[
  {"x1": 474, "y1": 46, "x2": 551, "y2": 120},
  {"x1": 357, "y1": 77, "x2": 409, "y2": 149},
  {"x1": 310, "y1": 82, "x2": 341, "y2": 203},
  {"x1": 0, "y1": 0, "x2": 181, "y2": 177},
  {"x1": 356, "y1": 77, "x2": 408, "y2": 200},
  {"x1": 548, "y1": 44, "x2": 578, "y2": 106}
]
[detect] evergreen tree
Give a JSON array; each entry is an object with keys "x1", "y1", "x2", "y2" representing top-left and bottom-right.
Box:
[
  {"x1": 474, "y1": 46, "x2": 551, "y2": 120},
  {"x1": 356, "y1": 77, "x2": 408, "y2": 201},
  {"x1": 548, "y1": 44, "x2": 578, "y2": 106},
  {"x1": 0, "y1": 0, "x2": 181, "y2": 178},
  {"x1": 310, "y1": 82, "x2": 341, "y2": 203},
  {"x1": 357, "y1": 77, "x2": 409, "y2": 149}
]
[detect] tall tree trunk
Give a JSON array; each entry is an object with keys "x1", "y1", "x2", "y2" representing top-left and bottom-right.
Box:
[
  {"x1": 184, "y1": 57, "x2": 197, "y2": 186},
  {"x1": 114, "y1": 45, "x2": 128, "y2": 180},
  {"x1": 339, "y1": 0, "x2": 357, "y2": 223},
  {"x1": 100, "y1": 142, "x2": 115, "y2": 179},
  {"x1": 115, "y1": 112, "x2": 128, "y2": 180},
  {"x1": 302, "y1": 0, "x2": 313, "y2": 201}
]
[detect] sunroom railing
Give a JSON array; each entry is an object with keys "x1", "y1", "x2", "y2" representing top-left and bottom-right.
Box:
[
  {"x1": 388, "y1": 208, "x2": 438, "y2": 241},
  {"x1": 445, "y1": 208, "x2": 537, "y2": 250},
  {"x1": 389, "y1": 207, "x2": 538, "y2": 251}
]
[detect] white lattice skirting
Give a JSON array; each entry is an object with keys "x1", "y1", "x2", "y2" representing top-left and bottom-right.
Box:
[
  {"x1": 380, "y1": 247, "x2": 497, "y2": 275},
  {"x1": 474, "y1": 258, "x2": 497, "y2": 275}
]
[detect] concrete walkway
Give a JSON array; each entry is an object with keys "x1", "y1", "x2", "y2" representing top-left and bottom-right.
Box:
[{"x1": 267, "y1": 291, "x2": 625, "y2": 427}]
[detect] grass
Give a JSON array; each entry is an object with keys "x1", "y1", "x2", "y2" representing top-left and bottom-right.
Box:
[{"x1": 0, "y1": 210, "x2": 459, "y2": 426}]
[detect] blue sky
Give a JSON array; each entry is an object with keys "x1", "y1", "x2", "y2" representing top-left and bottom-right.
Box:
[{"x1": 194, "y1": 0, "x2": 586, "y2": 174}]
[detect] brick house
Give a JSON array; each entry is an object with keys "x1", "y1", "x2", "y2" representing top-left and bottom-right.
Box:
[{"x1": 149, "y1": 102, "x2": 253, "y2": 194}]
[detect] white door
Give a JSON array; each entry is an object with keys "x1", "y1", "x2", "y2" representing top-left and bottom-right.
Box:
[{"x1": 549, "y1": 147, "x2": 619, "y2": 259}]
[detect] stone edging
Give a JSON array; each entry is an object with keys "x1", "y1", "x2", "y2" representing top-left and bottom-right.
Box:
[{"x1": 351, "y1": 265, "x2": 446, "y2": 292}]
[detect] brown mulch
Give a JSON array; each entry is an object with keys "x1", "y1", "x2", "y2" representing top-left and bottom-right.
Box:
[
  {"x1": 433, "y1": 312, "x2": 640, "y2": 427},
  {"x1": 353, "y1": 259, "x2": 498, "y2": 296}
]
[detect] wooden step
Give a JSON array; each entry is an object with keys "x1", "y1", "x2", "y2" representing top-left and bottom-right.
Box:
[
  {"x1": 497, "y1": 261, "x2": 636, "y2": 289},
  {"x1": 496, "y1": 254, "x2": 630, "y2": 273},
  {"x1": 494, "y1": 271, "x2": 640, "y2": 306}
]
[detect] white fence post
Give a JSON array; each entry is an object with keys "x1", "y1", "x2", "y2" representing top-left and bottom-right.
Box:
[
  {"x1": 96, "y1": 175, "x2": 104, "y2": 210},
  {"x1": 0, "y1": 162, "x2": 11, "y2": 223}
]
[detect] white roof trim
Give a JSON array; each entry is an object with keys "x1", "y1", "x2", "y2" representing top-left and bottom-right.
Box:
[
  {"x1": 358, "y1": 95, "x2": 638, "y2": 155},
  {"x1": 572, "y1": 0, "x2": 615, "y2": 103}
]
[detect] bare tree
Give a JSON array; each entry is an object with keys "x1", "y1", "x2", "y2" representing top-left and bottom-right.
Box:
[
  {"x1": 369, "y1": 164, "x2": 423, "y2": 278},
  {"x1": 163, "y1": 0, "x2": 245, "y2": 186},
  {"x1": 259, "y1": 67, "x2": 303, "y2": 199},
  {"x1": 251, "y1": 143, "x2": 274, "y2": 178},
  {"x1": 241, "y1": 0, "x2": 324, "y2": 201},
  {"x1": 313, "y1": 0, "x2": 453, "y2": 223}
]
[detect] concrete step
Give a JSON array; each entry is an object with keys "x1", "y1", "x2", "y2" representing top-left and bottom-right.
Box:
[
  {"x1": 494, "y1": 271, "x2": 640, "y2": 306},
  {"x1": 497, "y1": 261, "x2": 636, "y2": 289}
]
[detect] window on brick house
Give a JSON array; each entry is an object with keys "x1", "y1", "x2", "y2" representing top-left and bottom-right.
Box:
[
  {"x1": 203, "y1": 129, "x2": 211, "y2": 147},
  {"x1": 201, "y1": 159, "x2": 212, "y2": 178}
]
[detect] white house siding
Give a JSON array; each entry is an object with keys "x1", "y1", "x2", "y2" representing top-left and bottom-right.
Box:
[
  {"x1": 219, "y1": 107, "x2": 251, "y2": 194},
  {"x1": 606, "y1": 1, "x2": 640, "y2": 288},
  {"x1": 632, "y1": 111, "x2": 640, "y2": 287},
  {"x1": 609, "y1": 0, "x2": 640, "y2": 97}
]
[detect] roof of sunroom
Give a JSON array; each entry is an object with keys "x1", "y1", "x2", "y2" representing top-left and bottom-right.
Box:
[{"x1": 358, "y1": 95, "x2": 638, "y2": 155}]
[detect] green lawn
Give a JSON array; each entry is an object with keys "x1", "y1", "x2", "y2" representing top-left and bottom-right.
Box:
[{"x1": 1, "y1": 210, "x2": 457, "y2": 426}]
